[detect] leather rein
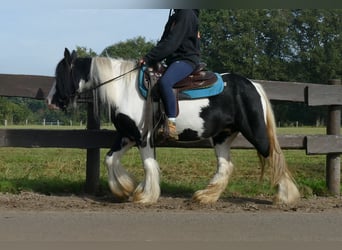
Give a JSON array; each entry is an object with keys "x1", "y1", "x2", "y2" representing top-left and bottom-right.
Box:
[{"x1": 83, "y1": 65, "x2": 140, "y2": 93}]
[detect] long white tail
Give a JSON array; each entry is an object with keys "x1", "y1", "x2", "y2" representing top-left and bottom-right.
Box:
[{"x1": 254, "y1": 83, "x2": 300, "y2": 205}]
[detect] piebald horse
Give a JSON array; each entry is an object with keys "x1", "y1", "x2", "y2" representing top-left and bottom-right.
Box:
[{"x1": 47, "y1": 48, "x2": 300, "y2": 204}]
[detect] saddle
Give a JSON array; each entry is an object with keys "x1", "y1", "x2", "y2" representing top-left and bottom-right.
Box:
[
  {"x1": 140, "y1": 63, "x2": 223, "y2": 143},
  {"x1": 143, "y1": 62, "x2": 218, "y2": 96}
]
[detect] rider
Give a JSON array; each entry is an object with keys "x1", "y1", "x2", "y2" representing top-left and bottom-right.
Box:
[{"x1": 139, "y1": 9, "x2": 201, "y2": 140}]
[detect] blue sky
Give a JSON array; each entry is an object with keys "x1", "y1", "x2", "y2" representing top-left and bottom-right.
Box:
[{"x1": 0, "y1": 1, "x2": 169, "y2": 76}]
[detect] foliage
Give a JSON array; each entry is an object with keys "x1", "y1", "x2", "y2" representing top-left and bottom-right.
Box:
[
  {"x1": 75, "y1": 46, "x2": 97, "y2": 57},
  {"x1": 289, "y1": 10, "x2": 342, "y2": 83},
  {"x1": 199, "y1": 9, "x2": 341, "y2": 126},
  {"x1": 100, "y1": 36, "x2": 155, "y2": 59},
  {"x1": 199, "y1": 9, "x2": 341, "y2": 82},
  {"x1": 0, "y1": 97, "x2": 87, "y2": 126},
  {"x1": 0, "y1": 97, "x2": 30, "y2": 124}
]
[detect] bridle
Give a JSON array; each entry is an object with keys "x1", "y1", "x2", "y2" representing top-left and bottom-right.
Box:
[{"x1": 57, "y1": 62, "x2": 140, "y2": 109}]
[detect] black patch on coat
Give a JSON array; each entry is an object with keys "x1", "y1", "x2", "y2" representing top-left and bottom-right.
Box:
[
  {"x1": 200, "y1": 73, "x2": 270, "y2": 157},
  {"x1": 178, "y1": 129, "x2": 200, "y2": 141},
  {"x1": 111, "y1": 110, "x2": 142, "y2": 147}
]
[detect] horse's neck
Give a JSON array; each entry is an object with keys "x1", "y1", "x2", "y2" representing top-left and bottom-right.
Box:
[{"x1": 91, "y1": 57, "x2": 144, "y2": 120}]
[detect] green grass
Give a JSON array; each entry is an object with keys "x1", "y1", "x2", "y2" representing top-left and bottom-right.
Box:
[
  {"x1": 0, "y1": 146, "x2": 333, "y2": 199},
  {"x1": 0, "y1": 148, "x2": 88, "y2": 194},
  {"x1": 0, "y1": 126, "x2": 339, "y2": 198}
]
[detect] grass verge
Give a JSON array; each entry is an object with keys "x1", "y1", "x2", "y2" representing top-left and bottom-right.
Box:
[
  {"x1": 0, "y1": 126, "x2": 338, "y2": 198},
  {"x1": 0, "y1": 146, "x2": 335, "y2": 199}
]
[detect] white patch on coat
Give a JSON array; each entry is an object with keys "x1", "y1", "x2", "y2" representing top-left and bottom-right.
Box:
[{"x1": 177, "y1": 99, "x2": 209, "y2": 137}]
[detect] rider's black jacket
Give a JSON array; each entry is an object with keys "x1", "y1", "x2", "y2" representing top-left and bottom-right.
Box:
[{"x1": 143, "y1": 9, "x2": 200, "y2": 69}]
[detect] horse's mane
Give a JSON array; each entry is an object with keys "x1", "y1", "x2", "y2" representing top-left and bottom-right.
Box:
[
  {"x1": 92, "y1": 57, "x2": 136, "y2": 73},
  {"x1": 90, "y1": 56, "x2": 140, "y2": 121}
]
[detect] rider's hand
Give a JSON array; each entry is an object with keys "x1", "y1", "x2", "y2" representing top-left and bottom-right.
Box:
[{"x1": 138, "y1": 58, "x2": 146, "y2": 67}]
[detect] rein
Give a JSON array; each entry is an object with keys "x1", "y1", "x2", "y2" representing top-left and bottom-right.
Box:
[{"x1": 86, "y1": 65, "x2": 140, "y2": 92}]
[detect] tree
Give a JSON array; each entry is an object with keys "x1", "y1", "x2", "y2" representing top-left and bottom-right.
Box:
[
  {"x1": 75, "y1": 46, "x2": 97, "y2": 57},
  {"x1": 0, "y1": 97, "x2": 31, "y2": 124},
  {"x1": 100, "y1": 36, "x2": 155, "y2": 59},
  {"x1": 289, "y1": 9, "x2": 342, "y2": 83},
  {"x1": 199, "y1": 9, "x2": 341, "y2": 126},
  {"x1": 199, "y1": 9, "x2": 341, "y2": 82}
]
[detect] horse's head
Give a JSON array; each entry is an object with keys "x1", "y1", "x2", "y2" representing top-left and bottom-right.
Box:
[
  {"x1": 47, "y1": 48, "x2": 91, "y2": 110},
  {"x1": 46, "y1": 48, "x2": 77, "y2": 110}
]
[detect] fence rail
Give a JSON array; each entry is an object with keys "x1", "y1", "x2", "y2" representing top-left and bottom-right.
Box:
[{"x1": 0, "y1": 74, "x2": 341, "y2": 195}]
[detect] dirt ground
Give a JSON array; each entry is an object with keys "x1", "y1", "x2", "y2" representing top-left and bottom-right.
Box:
[{"x1": 0, "y1": 191, "x2": 342, "y2": 213}]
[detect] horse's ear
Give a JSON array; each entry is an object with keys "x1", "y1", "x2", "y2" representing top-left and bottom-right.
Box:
[
  {"x1": 64, "y1": 48, "x2": 72, "y2": 65},
  {"x1": 64, "y1": 48, "x2": 71, "y2": 58},
  {"x1": 70, "y1": 50, "x2": 77, "y2": 63}
]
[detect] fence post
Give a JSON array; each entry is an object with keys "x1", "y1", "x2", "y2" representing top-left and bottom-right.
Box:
[
  {"x1": 85, "y1": 102, "x2": 100, "y2": 194},
  {"x1": 326, "y1": 79, "x2": 341, "y2": 195}
]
